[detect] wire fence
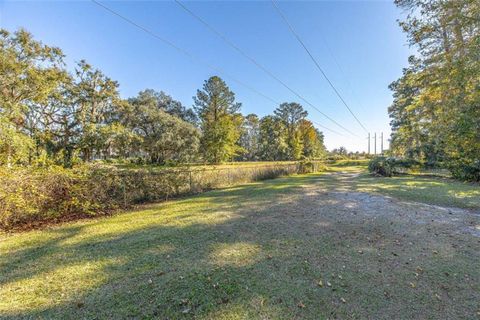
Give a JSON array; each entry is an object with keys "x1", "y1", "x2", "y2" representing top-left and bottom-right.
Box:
[
  {"x1": 112, "y1": 161, "x2": 326, "y2": 205},
  {"x1": 0, "y1": 161, "x2": 326, "y2": 229}
]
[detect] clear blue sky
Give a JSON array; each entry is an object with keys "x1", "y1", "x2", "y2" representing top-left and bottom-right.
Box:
[{"x1": 0, "y1": 0, "x2": 413, "y2": 152}]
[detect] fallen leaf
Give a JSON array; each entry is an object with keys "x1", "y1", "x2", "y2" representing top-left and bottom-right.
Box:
[
  {"x1": 317, "y1": 280, "x2": 324, "y2": 287},
  {"x1": 410, "y1": 282, "x2": 416, "y2": 288},
  {"x1": 297, "y1": 302, "x2": 306, "y2": 308},
  {"x1": 340, "y1": 297, "x2": 346, "y2": 303}
]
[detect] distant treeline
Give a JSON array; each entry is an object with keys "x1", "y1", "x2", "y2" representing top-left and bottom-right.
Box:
[
  {"x1": 388, "y1": 0, "x2": 479, "y2": 181},
  {"x1": 0, "y1": 28, "x2": 326, "y2": 168}
]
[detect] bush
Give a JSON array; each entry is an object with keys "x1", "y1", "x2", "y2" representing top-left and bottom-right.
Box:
[
  {"x1": 0, "y1": 161, "x2": 325, "y2": 230},
  {"x1": 368, "y1": 157, "x2": 396, "y2": 177},
  {"x1": 368, "y1": 157, "x2": 421, "y2": 177},
  {"x1": 449, "y1": 160, "x2": 480, "y2": 182},
  {"x1": 297, "y1": 161, "x2": 326, "y2": 174}
]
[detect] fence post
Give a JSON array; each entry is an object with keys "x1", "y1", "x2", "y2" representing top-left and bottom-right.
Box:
[
  {"x1": 189, "y1": 170, "x2": 193, "y2": 193},
  {"x1": 122, "y1": 177, "x2": 127, "y2": 208}
]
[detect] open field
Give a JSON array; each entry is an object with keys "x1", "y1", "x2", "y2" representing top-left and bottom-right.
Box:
[{"x1": 1, "y1": 164, "x2": 479, "y2": 319}]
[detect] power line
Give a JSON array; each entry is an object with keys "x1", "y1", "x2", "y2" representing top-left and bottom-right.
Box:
[
  {"x1": 271, "y1": 0, "x2": 369, "y2": 134},
  {"x1": 174, "y1": 0, "x2": 358, "y2": 138},
  {"x1": 91, "y1": 0, "x2": 276, "y2": 106},
  {"x1": 90, "y1": 0, "x2": 343, "y2": 136},
  {"x1": 317, "y1": 28, "x2": 368, "y2": 124}
]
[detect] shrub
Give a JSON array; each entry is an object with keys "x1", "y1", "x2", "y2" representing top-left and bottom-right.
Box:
[
  {"x1": 368, "y1": 157, "x2": 395, "y2": 177},
  {"x1": 368, "y1": 157, "x2": 426, "y2": 177},
  {"x1": 449, "y1": 160, "x2": 480, "y2": 182},
  {"x1": 0, "y1": 161, "x2": 325, "y2": 230}
]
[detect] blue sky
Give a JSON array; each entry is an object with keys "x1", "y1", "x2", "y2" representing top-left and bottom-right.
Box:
[{"x1": 0, "y1": 0, "x2": 413, "y2": 152}]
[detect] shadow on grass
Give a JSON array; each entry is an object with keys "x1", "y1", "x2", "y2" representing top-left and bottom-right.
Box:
[{"x1": 1, "y1": 172, "x2": 479, "y2": 319}]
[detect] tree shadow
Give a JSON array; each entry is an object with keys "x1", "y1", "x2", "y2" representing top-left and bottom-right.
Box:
[{"x1": 1, "y1": 172, "x2": 479, "y2": 319}]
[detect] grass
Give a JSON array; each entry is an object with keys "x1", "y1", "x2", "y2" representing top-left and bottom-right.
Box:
[
  {"x1": 111, "y1": 160, "x2": 300, "y2": 172},
  {"x1": 1, "y1": 164, "x2": 479, "y2": 319},
  {"x1": 325, "y1": 162, "x2": 480, "y2": 210}
]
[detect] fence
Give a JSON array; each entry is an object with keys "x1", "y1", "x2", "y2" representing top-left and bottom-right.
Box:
[
  {"x1": 0, "y1": 161, "x2": 325, "y2": 229},
  {"x1": 111, "y1": 161, "x2": 325, "y2": 204}
]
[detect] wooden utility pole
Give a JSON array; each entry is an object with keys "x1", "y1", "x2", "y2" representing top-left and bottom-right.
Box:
[
  {"x1": 381, "y1": 132, "x2": 384, "y2": 154},
  {"x1": 368, "y1": 133, "x2": 370, "y2": 154},
  {"x1": 374, "y1": 133, "x2": 377, "y2": 155}
]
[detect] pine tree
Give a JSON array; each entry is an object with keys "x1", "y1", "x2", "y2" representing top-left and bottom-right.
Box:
[{"x1": 193, "y1": 76, "x2": 242, "y2": 163}]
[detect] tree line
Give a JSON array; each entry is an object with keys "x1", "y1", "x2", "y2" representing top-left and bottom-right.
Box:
[
  {"x1": 0, "y1": 28, "x2": 326, "y2": 167},
  {"x1": 388, "y1": 0, "x2": 479, "y2": 180}
]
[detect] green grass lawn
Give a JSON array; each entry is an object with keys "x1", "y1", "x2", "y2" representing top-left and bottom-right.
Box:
[
  {"x1": 325, "y1": 163, "x2": 480, "y2": 210},
  {"x1": 1, "y1": 165, "x2": 479, "y2": 319}
]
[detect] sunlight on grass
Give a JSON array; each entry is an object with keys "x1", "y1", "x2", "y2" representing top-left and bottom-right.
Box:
[
  {"x1": 346, "y1": 171, "x2": 480, "y2": 210},
  {"x1": 0, "y1": 165, "x2": 479, "y2": 319},
  {"x1": 210, "y1": 242, "x2": 261, "y2": 267},
  {"x1": 0, "y1": 258, "x2": 118, "y2": 316}
]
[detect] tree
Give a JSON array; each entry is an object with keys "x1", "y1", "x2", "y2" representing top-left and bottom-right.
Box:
[
  {"x1": 194, "y1": 76, "x2": 242, "y2": 163},
  {"x1": 238, "y1": 113, "x2": 260, "y2": 161},
  {"x1": 258, "y1": 115, "x2": 288, "y2": 161},
  {"x1": 389, "y1": 0, "x2": 479, "y2": 179},
  {"x1": 128, "y1": 89, "x2": 196, "y2": 124},
  {"x1": 72, "y1": 60, "x2": 124, "y2": 162},
  {"x1": 126, "y1": 91, "x2": 200, "y2": 164},
  {"x1": 274, "y1": 102, "x2": 308, "y2": 160},
  {"x1": 298, "y1": 119, "x2": 326, "y2": 159},
  {"x1": 0, "y1": 115, "x2": 33, "y2": 166},
  {"x1": 0, "y1": 28, "x2": 68, "y2": 165}
]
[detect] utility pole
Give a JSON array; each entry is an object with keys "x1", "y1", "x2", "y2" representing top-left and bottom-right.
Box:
[
  {"x1": 381, "y1": 132, "x2": 384, "y2": 154},
  {"x1": 374, "y1": 132, "x2": 377, "y2": 155},
  {"x1": 367, "y1": 133, "x2": 370, "y2": 154}
]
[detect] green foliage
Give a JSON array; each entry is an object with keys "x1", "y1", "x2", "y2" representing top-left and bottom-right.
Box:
[
  {"x1": 126, "y1": 91, "x2": 200, "y2": 164},
  {"x1": 238, "y1": 114, "x2": 260, "y2": 161},
  {"x1": 0, "y1": 115, "x2": 33, "y2": 166},
  {"x1": 258, "y1": 115, "x2": 288, "y2": 161},
  {"x1": 0, "y1": 28, "x2": 331, "y2": 229},
  {"x1": 297, "y1": 160, "x2": 326, "y2": 174},
  {"x1": 274, "y1": 102, "x2": 307, "y2": 160},
  {"x1": 1, "y1": 28, "x2": 327, "y2": 168},
  {"x1": 368, "y1": 157, "x2": 396, "y2": 177},
  {"x1": 389, "y1": 0, "x2": 480, "y2": 181},
  {"x1": 368, "y1": 156, "x2": 422, "y2": 177},
  {"x1": 0, "y1": 161, "x2": 325, "y2": 230},
  {"x1": 194, "y1": 76, "x2": 242, "y2": 163},
  {"x1": 448, "y1": 159, "x2": 480, "y2": 182}
]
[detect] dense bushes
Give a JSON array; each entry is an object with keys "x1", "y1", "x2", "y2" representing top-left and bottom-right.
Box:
[
  {"x1": 449, "y1": 160, "x2": 480, "y2": 182},
  {"x1": 297, "y1": 161, "x2": 326, "y2": 174},
  {"x1": 0, "y1": 161, "x2": 324, "y2": 230},
  {"x1": 368, "y1": 157, "x2": 420, "y2": 177},
  {"x1": 369, "y1": 156, "x2": 480, "y2": 182}
]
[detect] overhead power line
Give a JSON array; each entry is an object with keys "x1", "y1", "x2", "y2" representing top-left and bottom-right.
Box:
[
  {"x1": 174, "y1": 0, "x2": 358, "y2": 138},
  {"x1": 91, "y1": 0, "x2": 275, "y2": 106},
  {"x1": 90, "y1": 0, "x2": 343, "y2": 136},
  {"x1": 271, "y1": 0, "x2": 369, "y2": 134}
]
